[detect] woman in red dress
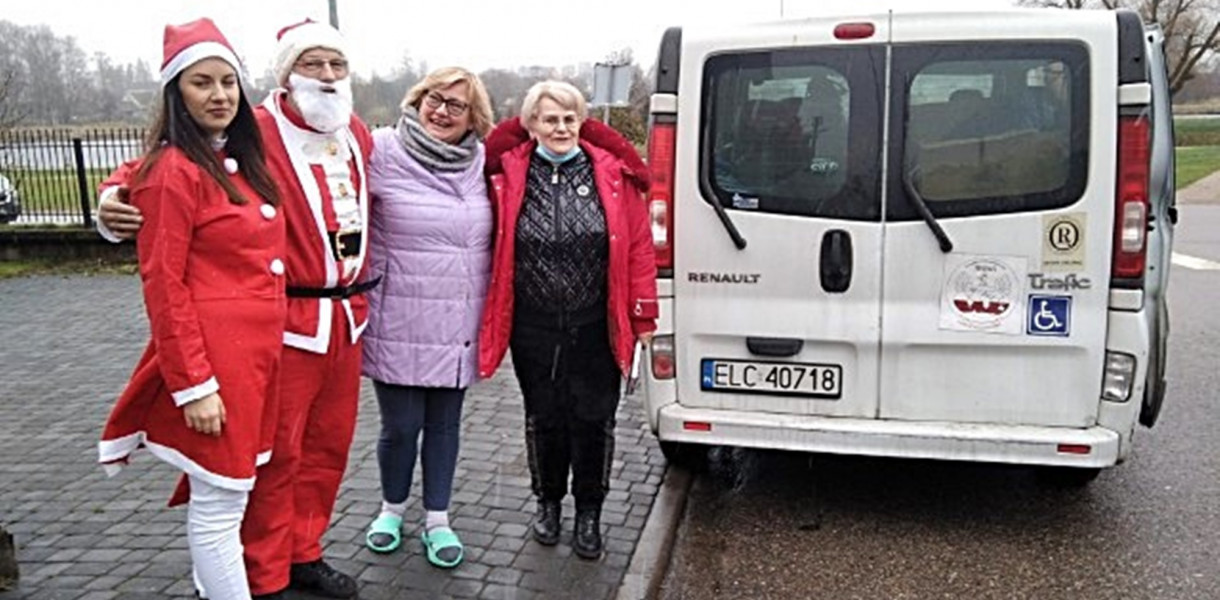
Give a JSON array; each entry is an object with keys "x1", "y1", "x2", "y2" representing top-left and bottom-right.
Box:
[{"x1": 96, "y1": 18, "x2": 284, "y2": 600}]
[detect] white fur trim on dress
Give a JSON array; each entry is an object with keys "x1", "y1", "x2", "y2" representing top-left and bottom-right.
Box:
[
  {"x1": 96, "y1": 186, "x2": 123, "y2": 243},
  {"x1": 172, "y1": 376, "x2": 220, "y2": 407},
  {"x1": 98, "y1": 434, "x2": 255, "y2": 492},
  {"x1": 161, "y1": 42, "x2": 242, "y2": 86}
]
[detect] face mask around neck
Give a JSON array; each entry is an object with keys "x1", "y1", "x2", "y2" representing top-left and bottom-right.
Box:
[{"x1": 535, "y1": 143, "x2": 582, "y2": 164}]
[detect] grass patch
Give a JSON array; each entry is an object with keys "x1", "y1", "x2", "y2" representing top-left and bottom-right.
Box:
[
  {"x1": 0, "y1": 257, "x2": 136, "y2": 280},
  {"x1": 1176, "y1": 145, "x2": 1220, "y2": 188},
  {"x1": 1175, "y1": 116, "x2": 1220, "y2": 147},
  {"x1": 5, "y1": 168, "x2": 111, "y2": 216}
]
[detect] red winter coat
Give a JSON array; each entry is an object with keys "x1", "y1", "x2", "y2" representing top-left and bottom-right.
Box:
[{"x1": 478, "y1": 118, "x2": 658, "y2": 378}]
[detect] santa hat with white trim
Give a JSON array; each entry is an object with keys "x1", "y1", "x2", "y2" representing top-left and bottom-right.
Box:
[
  {"x1": 272, "y1": 18, "x2": 348, "y2": 86},
  {"x1": 159, "y1": 18, "x2": 242, "y2": 87}
]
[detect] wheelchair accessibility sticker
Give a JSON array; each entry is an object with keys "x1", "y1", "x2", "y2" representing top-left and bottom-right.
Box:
[{"x1": 1027, "y1": 295, "x2": 1072, "y2": 337}]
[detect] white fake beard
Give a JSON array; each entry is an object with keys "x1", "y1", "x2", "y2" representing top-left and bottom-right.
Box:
[{"x1": 288, "y1": 73, "x2": 354, "y2": 133}]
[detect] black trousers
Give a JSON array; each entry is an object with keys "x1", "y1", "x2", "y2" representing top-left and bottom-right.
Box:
[{"x1": 510, "y1": 318, "x2": 621, "y2": 511}]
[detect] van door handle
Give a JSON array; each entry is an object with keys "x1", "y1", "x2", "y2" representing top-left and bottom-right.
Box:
[
  {"x1": 820, "y1": 229, "x2": 853, "y2": 293},
  {"x1": 747, "y1": 337, "x2": 804, "y2": 357}
]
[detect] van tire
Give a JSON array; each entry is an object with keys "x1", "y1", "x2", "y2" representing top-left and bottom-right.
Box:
[
  {"x1": 660, "y1": 441, "x2": 710, "y2": 472},
  {"x1": 1035, "y1": 466, "x2": 1102, "y2": 488}
]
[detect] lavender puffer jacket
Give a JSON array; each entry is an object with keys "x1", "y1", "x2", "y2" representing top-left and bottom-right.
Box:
[{"x1": 361, "y1": 127, "x2": 493, "y2": 388}]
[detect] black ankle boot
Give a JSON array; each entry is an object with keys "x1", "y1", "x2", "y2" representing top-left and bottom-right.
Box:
[
  {"x1": 573, "y1": 508, "x2": 602, "y2": 560},
  {"x1": 532, "y1": 500, "x2": 561, "y2": 546}
]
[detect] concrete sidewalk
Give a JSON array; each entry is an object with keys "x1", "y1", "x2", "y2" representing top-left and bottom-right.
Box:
[{"x1": 0, "y1": 274, "x2": 671, "y2": 599}]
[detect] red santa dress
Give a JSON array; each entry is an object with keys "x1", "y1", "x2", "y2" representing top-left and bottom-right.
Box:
[{"x1": 98, "y1": 147, "x2": 287, "y2": 493}]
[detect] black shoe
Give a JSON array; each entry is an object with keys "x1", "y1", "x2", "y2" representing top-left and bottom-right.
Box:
[
  {"x1": 289, "y1": 559, "x2": 358, "y2": 599},
  {"x1": 573, "y1": 508, "x2": 603, "y2": 560},
  {"x1": 532, "y1": 500, "x2": 561, "y2": 546}
]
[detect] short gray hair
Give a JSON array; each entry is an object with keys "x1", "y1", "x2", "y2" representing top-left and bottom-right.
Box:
[{"x1": 519, "y1": 80, "x2": 587, "y2": 127}]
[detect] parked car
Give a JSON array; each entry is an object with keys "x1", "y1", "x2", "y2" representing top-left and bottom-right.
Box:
[
  {"x1": 0, "y1": 174, "x2": 20, "y2": 224},
  {"x1": 641, "y1": 8, "x2": 1176, "y2": 486}
]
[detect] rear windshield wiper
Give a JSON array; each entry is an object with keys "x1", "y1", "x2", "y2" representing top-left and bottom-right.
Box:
[
  {"x1": 902, "y1": 167, "x2": 954, "y2": 253},
  {"x1": 710, "y1": 193, "x2": 748, "y2": 250}
]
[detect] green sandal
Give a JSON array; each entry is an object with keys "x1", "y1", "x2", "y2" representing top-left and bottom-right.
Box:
[
  {"x1": 421, "y1": 527, "x2": 464, "y2": 568},
  {"x1": 365, "y1": 514, "x2": 403, "y2": 554}
]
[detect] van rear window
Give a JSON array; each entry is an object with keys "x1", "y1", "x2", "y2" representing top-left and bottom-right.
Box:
[
  {"x1": 701, "y1": 47, "x2": 884, "y2": 221},
  {"x1": 889, "y1": 43, "x2": 1090, "y2": 220}
]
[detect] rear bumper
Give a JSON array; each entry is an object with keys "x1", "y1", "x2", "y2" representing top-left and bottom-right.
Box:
[{"x1": 657, "y1": 404, "x2": 1120, "y2": 468}]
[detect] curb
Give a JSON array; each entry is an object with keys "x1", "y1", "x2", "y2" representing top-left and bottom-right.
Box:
[{"x1": 614, "y1": 465, "x2": 694, "y2": 600}]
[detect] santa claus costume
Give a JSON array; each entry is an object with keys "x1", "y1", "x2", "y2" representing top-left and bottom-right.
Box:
[
  {"x1": 97, "y1": 18, "x2": 285, "y2": 600},
  {"x1": 237, "y1": 20, "x2": 374, "y2": 598}
]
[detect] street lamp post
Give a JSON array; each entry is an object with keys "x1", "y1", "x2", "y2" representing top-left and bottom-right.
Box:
[{"x1": 329, "y1": 0, "x2": 340, "y2": 29}]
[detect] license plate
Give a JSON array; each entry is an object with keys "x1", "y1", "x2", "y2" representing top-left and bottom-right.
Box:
[{"x1": 700, "y1": 359, "x2": 843, "y2": 398}]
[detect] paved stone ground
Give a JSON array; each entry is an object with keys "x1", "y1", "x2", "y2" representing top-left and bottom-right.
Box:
[{"x1": 0, "y1": 274, "x2": 666, "y2": 599}]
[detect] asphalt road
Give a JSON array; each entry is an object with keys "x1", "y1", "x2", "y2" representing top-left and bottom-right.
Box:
[{"x1": 657, "y1": 205, "x2": 1220, "y2": 600}]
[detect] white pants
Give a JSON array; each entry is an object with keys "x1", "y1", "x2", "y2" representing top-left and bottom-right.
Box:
[{"x1": 187, "y1": 475, "x2": 251, "y2": 600}]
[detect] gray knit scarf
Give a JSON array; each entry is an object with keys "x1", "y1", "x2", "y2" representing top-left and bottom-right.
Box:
[{"x1": 395, "y1": 105, "x2": 478, "y2": 172}]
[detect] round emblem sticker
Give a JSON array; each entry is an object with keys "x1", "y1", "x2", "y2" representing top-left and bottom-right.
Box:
[{"x1": 947, "y1": 259, "x2": 1018, "y2": 330}]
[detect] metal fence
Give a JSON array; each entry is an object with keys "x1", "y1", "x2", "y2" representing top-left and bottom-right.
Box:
[{"x1": 0, "y1": 128, "x2": 146, "y2": 227}]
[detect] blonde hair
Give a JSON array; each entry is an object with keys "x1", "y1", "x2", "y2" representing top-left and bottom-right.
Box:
[
  {"x1": 519, "y1": 80, "x2": 587, "y2": 127},
  {"x1": 402, "y1": 66, "x2": 494, "y2": 138}
]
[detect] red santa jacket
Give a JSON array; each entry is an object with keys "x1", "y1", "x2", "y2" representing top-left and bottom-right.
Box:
[
  {"x1": 258, "y1": 92, "x2": 374, "y2": 354},
  {"x1": 102, "y1": 94, "x2": 374, "y2": 355},
  {"x1": 478, "y1": 118, "x2": 658, "y2": 378}
]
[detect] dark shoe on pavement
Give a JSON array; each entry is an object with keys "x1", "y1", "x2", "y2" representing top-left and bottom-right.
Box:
[
  {"x1": 289, "y1": 559, "x2": 358, "y2": 599},
  {"x1": 573, "y1": 508, "x2": 603, "y2": 560},
  {"x1": 532, "y1": 500, "x2": 561, "y2": 546}
]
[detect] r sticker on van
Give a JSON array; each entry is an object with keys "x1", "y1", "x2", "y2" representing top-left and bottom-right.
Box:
[
  {"x1": 730, "y1": 193, "x2": 759, "y2": 210},
  {"x1": 1042, "y1": 213, "x2": 1086, "y2": 271},
  {"x1": 1026, "y1": 295, "x2": 1072, "y2": 337},
  {"x1": 939, "y1": 255, "x2": 1028, "y2": 335}
]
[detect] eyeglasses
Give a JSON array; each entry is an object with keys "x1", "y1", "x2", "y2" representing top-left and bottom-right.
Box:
[
  {"x1": 537, "y1": 114, "x2": 580, "y2": 131},
  {"x1": 423, "y1": 91, "x2": 470, "y2": 117},
  {"x1": 294, "y1": 58, "x2": 349, "y2": 76}
]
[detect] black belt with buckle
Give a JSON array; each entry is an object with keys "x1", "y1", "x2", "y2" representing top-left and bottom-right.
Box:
[
  {"x1": 287, "y1": 276, "x2": 381, "y2": 299},
  {"x1": 329, "y1": 229, "x2": 363, "y2": 260}
]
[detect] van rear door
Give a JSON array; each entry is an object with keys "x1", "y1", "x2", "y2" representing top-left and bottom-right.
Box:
[
  {"x1": 673, "y1": 26, "x2": 887, "y2": 419},
  {"x1": 878, "y1": 13, "x2": 1117, "y2": 426}
]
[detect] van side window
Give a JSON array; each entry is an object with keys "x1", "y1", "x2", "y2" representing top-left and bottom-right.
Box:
[
  {"x1": 890, "y1": 44, "x2": 1089, "y2": 220},
  {"x1": 701, "y1": 47, "x2": 884, "y2": 221}
]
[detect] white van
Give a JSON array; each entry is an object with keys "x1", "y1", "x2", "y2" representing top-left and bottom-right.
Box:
[{"x1": 640, "y1": 8, "x2": 1176, "y2": 485}]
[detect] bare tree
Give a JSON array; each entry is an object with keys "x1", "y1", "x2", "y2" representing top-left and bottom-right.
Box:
[
  {"x1": 0, "y1": 68, "x2": 25, "y2": 130},
  {"x1": 1019, "y1": 0, "x2": 1220, "y2": 94}
]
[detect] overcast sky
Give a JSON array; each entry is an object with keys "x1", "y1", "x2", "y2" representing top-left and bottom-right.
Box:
[{"x1": 1, "y1": 0, "x2": 1017, "y2": 77}]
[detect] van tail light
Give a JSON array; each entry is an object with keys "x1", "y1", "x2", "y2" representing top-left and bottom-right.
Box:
[
  {"x1": 1111, "y1": 114, "x2": 1150, "y2": 285},
  {"x1": 647, "y1": 121, "x2": 676, "y2": 272},
  {"x1": 834, "y1": 22, "x2": 876, "y2": 40},
  {"x1": 651, "y1": 334, "x2": 675, "y2": 380},
  {"x1": 1101, "y1": 351, "x2": 1136, "y2": 402}
]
